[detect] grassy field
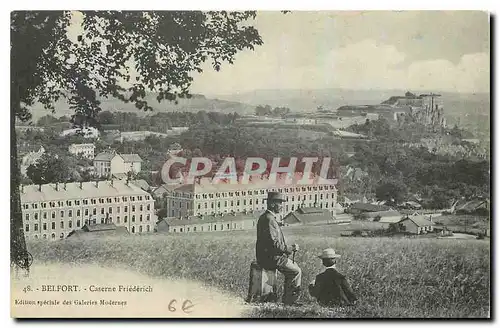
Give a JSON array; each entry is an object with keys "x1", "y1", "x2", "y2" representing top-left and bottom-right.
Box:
[{"x1": 26, "y1": 227, "x2": 490, "y2": 318}]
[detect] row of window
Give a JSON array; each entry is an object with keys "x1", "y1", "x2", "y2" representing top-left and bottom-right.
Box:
[
  {"x1": 170, "y1": 193, "x2": 335, "y2": 210},
  {"x1": 24, "y1": 204, "x2": 152, "y2": 220},
  {"x1": 172, "y1": 221, "x2": 255, "y2": 233},
  {"x1": 23, "y1": 196, "x2": 151, "y2": 210},
  {"x1": 186, "y1": 185, "x2": 337, "y2": 199},
  {"x1": 25, "y1": 215, "x2": 152, "y2": 232}
]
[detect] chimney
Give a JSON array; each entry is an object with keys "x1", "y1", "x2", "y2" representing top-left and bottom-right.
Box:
[
  {"x1": 79, "y1": 181, "x2": 83, "y2": 189},
  {"x1": 63, "y1": 183, "x2": 67, "y2": 190},
  {"x1": 111, "y1": 179, "x2": 114, "y2": 187},
  {"x1": 38, "y1": 184, "x2": 41, "y2": 192},
  {"x1": 96, "y1": 180, "x2": 99, "y2": 188},
  {"x1": 55, "y1": 183, "x2": 59, "y2": 191}
]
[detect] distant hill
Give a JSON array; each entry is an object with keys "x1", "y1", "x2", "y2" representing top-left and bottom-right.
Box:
[
  {"x1": 26, "y1": 93, "x2": 254, "y2": 122},
  {"x1": 210, "y1": 88, "x2": 490, "y2": 138}
]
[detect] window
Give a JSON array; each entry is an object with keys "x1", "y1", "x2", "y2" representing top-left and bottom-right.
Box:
[
  {"x1": 132, "y1": 215, "x2": 135, "y2": 223},
  {"x1": 117, "y1": 216, "x2": 120, "y2": 223},
  {"x1": 51, "y1": 222, "x2": 55, "y2": 230},
  {"x1": 124, "y1": 216, "x2": 128, "y2": 223},
  {"x1": 220, "y1": 224, "x2": 223, "y2": 231},
  {"x1": 131, "y1": 197, "x2": 135, "y2": 202},
  {"x1": 108, "y1": 207, "x2": 113, "y2": 214},
  {"x1": 43, "y1": 234, "x2": 47, "y2": 239},
  {"x1": 132, "y1": 205, "x2": 136, "y2": 212},
  {"x1": 146, "y1": 214, "x2": 150, "y2": 221},
  {"x1": 43, "y1": 223, "x2": 47, "y2": 231},
  {"x1": 131, "y1": 226, "x2": 135, "y2": 233},
  {"x1": 77, "y1": 220, "x2": 81, "y2": 227},
  {"x1": 147, "y1": 204, "x2": 150, "y2": 211},
  {"x1": 146, "y1": 225, "x2": 150, "y2": 232},
  {"x1": 25, "y1": 224, "x2": 29, "y2": 232},
  {"x1": 124, "y1": 206, "x2": 128, "y2": 213},
  {"x1": 139, "y1": 226, "x2": 143, "y2": 233},
  {"x1": 68, "y1": 220, "x2": 72, "y2": 228},
  {"x1": 194, "y1": 227, "x2": 196, "y2": 232},
  {"x1": 83, "y1": 200, "x2": 89, "y2": 205},
  {"x1": 139, "y1": 215, "x2": 143, "y2": 222},
  {"x1": 33, "y1": 223, "x2": 38, "y2": 231},
  {"x1": 101, "y1": 218, "x2": 104, "y2": 224},
  {"x1": 93, "y1": 208, "x2": 97, "y2": 215},
  {"x1": 51, "y1": 233, "x2": 55, "y2": 240},
  {"x1": 25, "y1": 214, "x2": 29, "y2": 221},
  {"x1": 60, "y1": 233, "x2": 64, "y2": 239},
  {"x1": 77, "y1": 209, "x2": 80, "y2": 216},
  {"x1": 60, "y1": 210, "x2": 64, "y2": 218},
  {"x1": 68, "y1": 210, "x2": 72, "y2": 218},
  {"x1": 227, "y1": 223, "x2": 230, "y2": 229},
  {"x1": 75, "y1": 200, "x2": 80, "y2": 205},
  {"x1": 117, "y1": 207, "x2": 120, "y2": 214},
  {"x1": 60, "y1": 221, "x2": 64, "y2": 229},
  {"x1": 101, "y1": 208, "x2": 105, "y2": 215},
  {"x1": 180, "y1": 228, "x2": 183, "y2": 232}
]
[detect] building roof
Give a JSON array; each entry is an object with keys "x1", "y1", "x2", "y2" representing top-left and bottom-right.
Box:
[
  {"x1": 164, "y1": 211, "x2": 264, "y2": 227},
  {"x1": 364, "y1": 210, "x2": 401, "y2": 218},
  {"x1": 83, "y1": 223, "x2": 118, "y2": 232},
  {"x1": 20, "y1": 179, "x2": 150, "y2": 203},
  {"x1": 130, "y1": 179, "x2": 150, "y2": 191},
  {"x1": 169, "y1": 174, "x2": 338, "y2": 194},
  {"x1": 67, "y1": 224, "x2": 129, "y2": 238},
  {"x1": 349, "y1": 203, "x2": 392, "y2": 212},
  {"x1": 153, "y1": 184, "x2": 183, "y2": 197},
  {"x1": 283, "y1": 207, "x2": 334, "y2": 225},
  {"x1": 120, "y1": 154, "x2": 143, "y2": 163},
  {"x1": 94, "y1": 152, "x2": 115, "y2": 161},
  {"x1": 401, "y1": 215, "x2": 436, "y2": 227}
]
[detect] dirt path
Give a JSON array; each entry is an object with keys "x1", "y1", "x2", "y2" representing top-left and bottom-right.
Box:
[{"x1": 11, "y1": 263, "x2": 248, "y2": 318}]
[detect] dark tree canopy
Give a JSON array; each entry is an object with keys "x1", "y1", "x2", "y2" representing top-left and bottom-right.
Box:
[{"x1": 12, "y1": 11, "x2": 263, "y2": 124}]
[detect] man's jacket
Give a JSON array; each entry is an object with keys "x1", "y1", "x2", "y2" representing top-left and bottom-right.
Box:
[
  {"x1": 256, "y1": 210, "x2": 290, "y2": 270},
  {"x1": 309, "y1": 267, "x2": 357, "y2": 307}
]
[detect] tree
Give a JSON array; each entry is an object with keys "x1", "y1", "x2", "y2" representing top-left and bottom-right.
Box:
[
  {"x1": 11, "y1": 10, "x2": 263, "y2": 271},
  {"x1": 375, "y1": 178, "x2": 409, "y2": 205},
  {"x1": 26, "y1": 153, "x2": 71, "y2": 184},
  {"x1": 255, "y1": 104, "x2": 272, "y2": 116}
]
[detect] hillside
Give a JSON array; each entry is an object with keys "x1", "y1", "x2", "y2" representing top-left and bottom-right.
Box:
[
  {"x1": 26, "y1": 93, "x2": 254, "y2": 122},
  {"x1": 211, "y1": 88, "x2": 490, "y2": 139}
]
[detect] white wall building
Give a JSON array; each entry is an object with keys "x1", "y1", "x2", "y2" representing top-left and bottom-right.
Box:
[
  {"x1": 165, "y1": 176, "x2": 337, "y2": 219},
  {"x1": 93, "y1": 152, "x2": 142, "y2": 178},
  {"x1": 68, "y1": 143, "x2": 96, "y2": 159},
  {"x1": 20, "y1": 179, "x2": 156, "y2": 241}
]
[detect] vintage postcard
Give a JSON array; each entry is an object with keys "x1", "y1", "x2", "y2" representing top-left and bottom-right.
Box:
[{"x1": 10, "y1": 10, "x2": 491, "y2": 319}]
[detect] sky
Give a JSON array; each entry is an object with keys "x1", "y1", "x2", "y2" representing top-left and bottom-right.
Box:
[{"x1": 189, "y1": 11, "x2": 490, "y2": 95}]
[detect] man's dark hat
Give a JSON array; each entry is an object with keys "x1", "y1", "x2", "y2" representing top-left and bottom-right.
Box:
[{"x1": 267, "y1": 191, "x2": 286, "y2": 202}]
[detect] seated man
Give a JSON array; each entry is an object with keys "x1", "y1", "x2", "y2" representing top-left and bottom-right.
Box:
[{"x1": 308, "y1": 248, "x2": 357, "y2": 307}]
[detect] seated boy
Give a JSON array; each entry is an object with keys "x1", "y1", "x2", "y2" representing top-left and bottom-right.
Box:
[{"x1": 308, "y1": 248, "x2": 357, "y2": 307}]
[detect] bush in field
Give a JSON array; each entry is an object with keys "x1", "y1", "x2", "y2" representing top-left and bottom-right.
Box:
[{"x1": 27, "y1": 231, "x2": 490, "y2": 318}]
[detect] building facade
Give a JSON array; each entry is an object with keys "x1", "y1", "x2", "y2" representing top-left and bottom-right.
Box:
[
  {"x1": 165, "y1": 177, "x2": 338, "y2": 219},
  {"x1": 93, "y1": 152, "x2": 142, "y2": 177},
  {"x1": 20, "y1": 179, "x2": 155, "y2": 241},
  {"x1": 68, "y1": 143, "x2": 96, "y2": 159},
  {"x1": 157, "y1": 212, "x2": 260, "y2": 233}
]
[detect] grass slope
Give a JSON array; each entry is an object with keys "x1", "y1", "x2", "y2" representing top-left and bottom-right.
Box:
[{"x1": 26, "y1": 228, "x2": 490, "y2": 318}]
